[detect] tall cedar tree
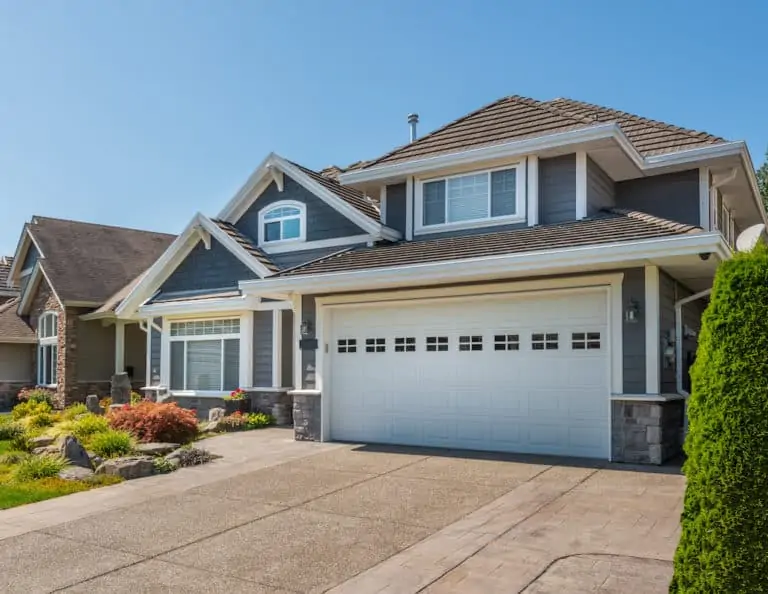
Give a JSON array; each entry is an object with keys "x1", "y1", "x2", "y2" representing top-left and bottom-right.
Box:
[
  {"x1": 757, "y1": 148, "x2": 768, "y2": 210},
  {"x1": 670, "y1": 244, "x2": 768, "y2": 592}
]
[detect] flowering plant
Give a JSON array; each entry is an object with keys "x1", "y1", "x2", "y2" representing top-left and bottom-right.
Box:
[{"x1": 224, "y1": 388, "x2": 247, "y2": 401}]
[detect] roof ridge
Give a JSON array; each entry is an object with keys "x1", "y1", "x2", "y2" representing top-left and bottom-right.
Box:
[
  {"x1": 30, "y1": 215, "x2": 175, "y2": 238},
  {"x1": 210, "y1": 219, "x2": 278, "y2": 273},
  {"x1": 546, "y1": 98, "x2": 726, "y2": 143},
  {"x1": 362, "y1": 96, "x2": 516, "y2": 169},
  {"x1": 514, "y1": 95, "x2": 598, "y2": 127},
  {"x1": 606, "y1": 208, "x2": 701, "y2": 233}
]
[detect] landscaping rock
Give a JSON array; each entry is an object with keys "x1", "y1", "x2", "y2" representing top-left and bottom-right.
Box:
[
  {"x1": 88, "y1": 452, "x2": 104, "y2": 468},
  {"x1": 58, "y1": 466, "x2": 94, "y2": 481},
  {"x1": 59, "y1": 436, "x2": 93, "y2": 469},
  {"x1": 203, "y1": 420, "x2": 220, "y2": 433},
  {"x1": 85, "y1": 394, "x2": 102, "y2": 414},
  {"x1": 167, "y1": 458, "x2": 181, "y2": 470},
  {"x1": 32, "y1": 446, "x2": 59, "y2": 456},
  {"x1": 135, "y1": 442, "x2": 179, "y2": 456},
  {"x1": 95, "y1": 456, "x2": 154, "y2": 480},
  {"x1": 30, "y1": 435, "x2": 55, "y2": 448},
  {"x1": 208, "y1": 407, "x2": 225, "y2": 422}
]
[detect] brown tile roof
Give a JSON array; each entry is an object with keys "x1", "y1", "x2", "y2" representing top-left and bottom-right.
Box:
[
  {"x1": 360, "y1": 95, "x2": 727, "y2": 168},
  {"x1": 211, "y1": 220, "x2": 279, "y2": 273},
  {"x1": 0, "y1": 257, "x2": 13, "y2": 288},
  {"x1": 290, "y1": 162, "x2": 381, "y2": 221},
  {"x1": 279, "y1": 209, "x2": 700, "y2": 278},
  {"x1": 0, "y1": 298, "x2": 34, "y2": 341},
  {"x1": 27, "y1": 216, "x2": 175, "y2": 305}
]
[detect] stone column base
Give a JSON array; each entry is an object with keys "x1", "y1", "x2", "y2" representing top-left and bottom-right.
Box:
[
  {"x1": 611, "y1": 399, "x2": 685, "y2": 464},
  {"x1": 291, "y1": 390, "x2": 321, "y2": 441},
  {"x1": 244, "y1": 389, "x2": 294, "y2": 426}
]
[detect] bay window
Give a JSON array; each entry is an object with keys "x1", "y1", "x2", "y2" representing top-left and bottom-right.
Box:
[
  {"x1": 417, "y1": 164, "x2": 525, "y2": 232},
  {"x1": 37, "y1": 311, "x2": 58, "y2": 386},
  {"x1": 169, "y1": 318, "x2": 240, "y2": 392}
]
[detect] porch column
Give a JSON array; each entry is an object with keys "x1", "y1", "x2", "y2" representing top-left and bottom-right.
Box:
[
  {"x1": 272, "y1": 309, "x2": 282, "y2": 388},
  {"x1": 114, "y1": 320, "x2": 125, "y2": 374},
  {"x1": 644, "y1": 265, "x2": 660, "y2": 395}
]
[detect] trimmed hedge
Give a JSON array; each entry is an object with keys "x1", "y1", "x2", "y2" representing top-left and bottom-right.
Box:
[{"x1": 671, "y1": 244, "x2": 768, "y2": 592}]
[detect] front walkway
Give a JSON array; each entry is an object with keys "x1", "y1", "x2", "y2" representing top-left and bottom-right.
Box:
[{"x1": 0, "y1": 432, "x2": 684, "y2": 593}]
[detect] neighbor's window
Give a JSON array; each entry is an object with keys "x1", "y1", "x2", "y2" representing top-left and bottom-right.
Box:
[
  {"x1": 259, "y1": 201, "x2": 305, "y2": 244},
  {"x1": 169, "y1": 318, "x2": 240, "y2": 392},
  {"x1": 37, "y1": 311, "x2": 58, "y2": 386},
  {"x1": 421, "y1": 166, "x2": 521, "y2": 228}
]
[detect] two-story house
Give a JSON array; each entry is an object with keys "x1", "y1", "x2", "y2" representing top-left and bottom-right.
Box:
[{"x1": 113, "y1": 96, "x2": 766, "y2": 464}]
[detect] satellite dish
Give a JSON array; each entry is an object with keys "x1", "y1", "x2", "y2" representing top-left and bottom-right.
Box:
[{"x1": 736, "y1": 223, "x2": 767, "y2": 252}]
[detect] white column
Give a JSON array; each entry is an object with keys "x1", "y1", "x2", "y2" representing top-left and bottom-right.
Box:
[
  {"x1": 576, "y1": 151, "x2": 588, "y2": 220},
  {"x1": 405, "y1": 177, "x2": 414, "y2": 240},
  {"x1": 114, "y1": 321, "x2": 125, "y2": 374},
  {"x1": 144, "y1": 319, "x2": 151, "y2": 386},
  {"x1": 239, "y1": 312, "x2": 253, "y2": 389},
  {"x1": 160, "y1": 318, "x2": 170, "y2": 388},
  {"x1": 272, "y1": 309, "x2": 282, "y2": 388},
  {"x1": 645, "y1": 265, "x2": 661, "y2": 395},
  {"x1": 292, "y1": 294, "x2": 302, "y2": 389},
  {"x1": 527, "y1": 155, "x2": 539, "y2": 226},
  {"x1": 699, "y1": 167, "x2": 710, "y2": 230}
]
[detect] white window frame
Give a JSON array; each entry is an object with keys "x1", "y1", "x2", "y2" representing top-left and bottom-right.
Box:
[
  {"x1": 414, "y1": 163, "x2": 527, "y2": 235},
  {"x1": 168, "y1": 317, "x2": 242, "y2": 396},
  {"x1": 257, "y1": 200, "x2": 307, "y2": 248},
  {"x1": 37, "y1": 311, "x2": 58, "y2": 387}
]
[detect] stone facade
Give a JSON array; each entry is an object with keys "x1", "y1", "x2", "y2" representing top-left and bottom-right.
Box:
[
  {"x1": 292, "y1": 391, "x2": 321, "y2": 441},
  {"x1": 611, "y1": 399, "x2": 685, "y2": 464},
  {"x1": 27, "y1": 277, "x2": 67, "y2": 406},
  {"x1": 167, "y1": 396, "x2": 225, "y2": 419},
  {"x1": 245, "y1": 389, "x2": 293, "y2": 426}
]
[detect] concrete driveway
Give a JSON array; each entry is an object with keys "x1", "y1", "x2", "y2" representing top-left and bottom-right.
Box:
[{"x1": 0, "y1": 429, "x2": 684, "y2": 593}]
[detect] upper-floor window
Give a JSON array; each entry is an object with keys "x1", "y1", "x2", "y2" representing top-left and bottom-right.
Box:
[
  {"x1": 415, "y1": 164, "x2": 525, "y2": 234},
  {"x1": 37, "y1": 311, "x2": 58, "y2": 386},
  {"x1": 258, "y1": 201, "x2": 306, "y2": 246}
]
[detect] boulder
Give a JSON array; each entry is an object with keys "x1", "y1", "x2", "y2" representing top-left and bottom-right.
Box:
[
  {"x1": 58, "y1": 466, "x2": 94, "y2": 481},
  {"x1": 85, "y1": 394, "x2": 102, "y2": 415},
  {"x1": 202, "y1": 420, "x2": 220, "y2": 433},
  {"x1": 87, "y1": 452, "x2": 104, "y2": 468},
  {"x1": 59, "y1": 436, "x2": 93, "y2": 469},
  {"x1": 135, "y1": 442, "x2": 179, "y2": 456},
  {"x1": 32, "y1": 446, "x2": 59, "y2": 456},
  {"x1": 30, "y1": 435, "x2": 55, "y2": 448},
  {"x1": 208, "y1": 407, "x2": 225, "y2": 422},
  {"x1": 110, "y1": 372, "x2": 132, "y2": 405},
  {"x1": 95, "y1": 456, "x2": 154, "y2": 480}
]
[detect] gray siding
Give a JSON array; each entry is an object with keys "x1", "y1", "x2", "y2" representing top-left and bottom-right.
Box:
[
  {"x1": 269, "y1": 245, "x2": 364, "y2": 271},
  {"x1": 21, "y1": 245, "x2": 39, "y2": 271},
  {"x1": 235, "y1": 175, "x2": 366, "y2": 244},
  {"x1": 539, "y1": 155, "x2": 576, "y2": 224},
  {"x1": 300, "y1": 295, "x2": 316, "y2": 389},
  {"x1": 586, "y1": 157, "x2": 615, "y2": 215},
  {"x1": 281, "y1": 309, "x2": 293, "y2": 387},
  {"x1": 615, "y1": 169, "x2": 699, "y2": 225},
  {"x1": 252, "y1": 311, "x2": 272, "y2": 387},
  {"x1": 150, "y1": 318, "x2": 161, "y2": 385},
  {"x1": 160, "y1": 238, "x2": 258, "y2": 294},
  {"x1": 416, "y1": 222, "x2": 527, "y2": 241},
  {"x1": 385, "y1": 183, "x2": 407, "y2": 236},
  {"x1": 622, "y1": 268, "x2": 646, "y2": 394}
]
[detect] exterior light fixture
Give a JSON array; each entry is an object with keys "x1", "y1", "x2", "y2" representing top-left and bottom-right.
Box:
[{"x1": 624, "y1": 299, "x2": 641, "y2": 323}]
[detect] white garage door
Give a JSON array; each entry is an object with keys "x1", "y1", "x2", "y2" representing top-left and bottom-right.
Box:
[{"x1": 328, "y1": 290, "x2": 610, "y2": 459}]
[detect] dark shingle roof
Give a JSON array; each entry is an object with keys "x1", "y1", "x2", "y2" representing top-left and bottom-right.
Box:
[
  {"x1": 0, "y1": 298, "x2": 34, "y2": 341},
  {"x1": 278, "y1": 210, "x2": 700, "y2": 277},
  {"x1": 360, "y1": 95, "x2": 727, "y2": 169},
  {"x1": 291, "y1": 162, "x2": 381, "y2": 221},
  {"x1": 0, "y1": 257, "x2": 13, "y2": 288},
  {"x1": 211, "y1": 220, "x2": 279, "y2": 273},
  {"x1": 27, "y1": 216, "x2": 175, "y2": 304}
]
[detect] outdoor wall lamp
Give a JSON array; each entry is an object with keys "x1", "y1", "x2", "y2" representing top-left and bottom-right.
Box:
[{"x1": 624, "y1": 298, "x2": 641, "y2": 323}]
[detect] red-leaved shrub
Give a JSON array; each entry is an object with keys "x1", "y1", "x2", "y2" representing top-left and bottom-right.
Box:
[{"x1": 108, "y1": 401, "x2": 198, "y2": 444}]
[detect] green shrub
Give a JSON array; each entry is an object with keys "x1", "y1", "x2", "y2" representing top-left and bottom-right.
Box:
[
  {"x1": 88, "y1": 430, "x2": 134, "y2": 458},
  {"x1": 152, "y1": 457, "x2": 175, "y2": 474},
  {"x1": 671, "y1": 244, "x2": 768, "y2": 592},
  {"x1": 61, "y1": 403, "x2": 89, "y2": 420},
  {"x1": 16, "y1": 388, "x2": 55, "y2": 407},
  {"x1": 12, "y1": 400, "x2": 52, "y2": 420},
  {"x1": 0, "y1": 422, "x2": 24, "y2": 441},
  {"x1": 23, "y1": 412, "x2": 57, "y2": 429},
  {"x1": 217, "y1": 412, "x2": 248, "y2": 432},
  {"x1": 245, "y1": 412, "x2": 274, "y2": 430},
  {"x1": 130, "y1": 392, "x2": 144, "y2": 406},
  {"x1": 173, "y1": 446, "x2": 215, "y2": 467},
  {"x1": 9, "y1": 431, "x2": 32, "y2": 452},
  {"x1": 109, "y1": 401, "x2": 198, "y2": 444},
  {"x1": 70, "y1": 414, "x2": 110, "y2": 442},
  {"x1": 12, "y1": 454, "x2": 67, "y2": 481},
  {"x1": 0, "y1": 451, "x2": 31, "y2": 465}
]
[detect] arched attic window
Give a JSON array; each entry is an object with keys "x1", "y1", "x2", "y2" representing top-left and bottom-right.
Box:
[
  {"x1": 258, "y1": 201, "x2": 306, "y2": 246},
  {"x1": 37, "y1": 311, "x2": 58, "y2": 386}
]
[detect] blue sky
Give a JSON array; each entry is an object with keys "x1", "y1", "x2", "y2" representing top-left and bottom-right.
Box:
[{"x1": 1, "y1": 0, "x2": 766, "y2": 255}]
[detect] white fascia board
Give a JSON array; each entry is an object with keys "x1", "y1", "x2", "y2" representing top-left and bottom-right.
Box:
[
  {"x1": 17, "y1": 262, "x2": 63, "y2": 315},
  {"x1": 6, "y1": 227, "x2": 41, "y2": 286},
  {"x1": 138, "y1": 294, "x2": 261, "y2": 318},
  {"x1": 198, "y1": 214, "x2": 274, "y2": 278},
  {"x1": 338, "y1": 123, "x2": 625, "y2": 184},
  {"x1": 240, "y1": 232, "x2": 727, "y2": 297},
  {"x1": 217, "y1": 153, "x2": 275, "y2": 221}
]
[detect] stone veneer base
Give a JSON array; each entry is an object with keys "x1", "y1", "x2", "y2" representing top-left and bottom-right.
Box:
[
  {"x1": 611, "y1": 399, "x2": 685, "y2": 464},
  {"x1": 292, "y1": 391, "x2": 321, "y2": 441}
]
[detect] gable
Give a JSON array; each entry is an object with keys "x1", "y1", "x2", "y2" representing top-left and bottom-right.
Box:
[
  {"x1": 21, "y1": 244, "x2": 39, "y2": 272},
  {"x1": 159, "y1": 237, "x2": 259, "y2": 295},
  {"x1": 234, "y1": 174, "x2": 367, "y2": 244}
]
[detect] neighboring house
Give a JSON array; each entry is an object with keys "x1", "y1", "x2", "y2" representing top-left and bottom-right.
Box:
[
  {"x1": 115, "y1": 95, "x2": 766, "y2": 464},
  {"x1": 0, "y1": 216, "x2": 174, "y2": 408},
  {"x1": 0, "y1": 257, "x2": 18, "y2": 305}
]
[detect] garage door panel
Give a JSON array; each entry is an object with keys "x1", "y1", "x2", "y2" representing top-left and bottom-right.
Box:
[{"x1": 329, "y1": 290, "x2": 610, "y2": 459}]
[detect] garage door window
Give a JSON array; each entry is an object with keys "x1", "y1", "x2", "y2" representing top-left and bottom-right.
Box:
[
  {"x1": 494, "y1": 334, "x2": 520, "y2": 351},
  {"x1": 459, "y1": 335, "x2": 483, "y2": 351},
  {"x1": 365, "y1": 338, "x2": 386, "y2": 353},
  {"x1": 426, "y1": 336, "x2": 449, "y2": 352},
  {"x1": 572, "y1": 332, "x2": 601, "y2": 350},
  {"x1": 394, "y1": 337, "x2": 416, "y2": 352},
  {"x1": 337, "y1": 339, "x2": 357, "y2": 353},
  {"x1": 532, "y1": 333, "x2": 558, "y2": 350}
]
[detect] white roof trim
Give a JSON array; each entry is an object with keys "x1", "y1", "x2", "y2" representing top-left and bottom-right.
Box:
[
  {"x1": 217, "y1": 153, "x2": 401, "y2": 242},
  {"x1": 17, "y1": 262, "x2": 64, "y2": 315},
  {"x1": 7, "y1": 226, "x2": 44, "y2": 287},
  {"x1": 138, "y1": 294, "x2": 261, "y2": 317},
  {"x1": 240, "y1": 232, "x2": 730, "y2": 296},
  {"x1": 115, "y1": 213, "x2": 273, "y2": 319}
]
